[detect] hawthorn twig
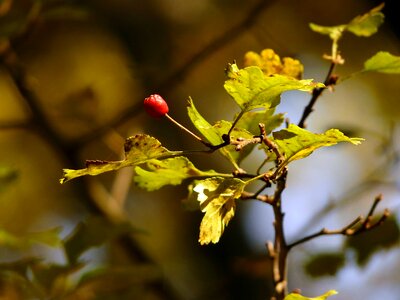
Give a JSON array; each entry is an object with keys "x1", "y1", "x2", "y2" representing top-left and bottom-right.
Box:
[
  {"x1": 287, "y1": 195, "x2": 389, "y2": 249},
  {"x1": 297, "y1": 62, "x2": 337, "y2": 128}
]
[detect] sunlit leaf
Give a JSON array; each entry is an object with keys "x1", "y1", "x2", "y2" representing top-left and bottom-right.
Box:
[
  {"x1": 272, "y1": 124, "x2": 363, "y2": 169},
  {"x1": 244, "y1": 49, "x2": 304, "y2": 79},
  {"x1": 187, "y1": 97, "x2": 223, "y2": 145},
  {"x1": 284, "y1": 290, "x2": 338, "y2": 300},
  {"x1": 134, "y1": 156, "x2": 227, "y2": 191},
  {"x1": 60, "y1": 134, "x2": 181, "y2": 183},
  {"x1": 345, "y1": 216, "x2": 400, "y2": 266},
  {"x1": 224, "y1": 64, "x2": 322, "y2": 112},
  {"x1": 304, "y1": 252, "x2": 345, "y2": 277},
  {"x1": 0, "y1": 227, "x2": 62, "y2": 248},
  {"x1": 363, "y1": 51, "x2": 400, "y2": 74},
  {"x1": 64, "y1": 216, "x2": 138, "y2": 264},
  {"x1": 309, "y1": 3, "x2": 384, "y2": 39},
  {"x1": 191, "y1": 177, "x2": 245, "y2": 245}
]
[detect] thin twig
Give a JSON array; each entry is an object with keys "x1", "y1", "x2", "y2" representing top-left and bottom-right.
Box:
[
  {"x1": 287, "y1": 195, "x2": 389, "y2": 249},
  {"x1": 297, "y1": 62, "x2": 337, "y2": 128}
]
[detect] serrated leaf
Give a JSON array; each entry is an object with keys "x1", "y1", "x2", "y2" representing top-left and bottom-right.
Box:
[
  {"x1": 284, "y1": 290, "x2": 338, "y2": 300},
  {"x1": 64, "y1": 216, "x2": 138, "y2": 264},
  {"x1": 304, "y1": 252, "x2": 345, "y2": 277},
  {"x1": 0, "y1": 227, "x2": 62, "y2": 248},
  {"x1": 363, "y1": 51, "x2": 400, "y2": 74},
  {"x1": 134, "y1": 156, "x2": 226, "y2": 191},
  {"x1": 224, "y1": 64, "x2": 322, "y2": 112},
  {"x1": 309, "y1": 4, "x2": 384, "y2": 39},
  {"x1": 187, "y1": 97, "x2": 223, "y2": 145},
  {"x1": 60, "y1": 134, "x2": 181, "y2": 183},
  {"x1": 192, "y1": 177, "x2": 245, "y2": 245},
  {"x1": 273, "y1": 124, "x2": 363, "y2": 169},
  {"x1": 243, "y1": 49, "x2": 304, "y2": 79},
  {"x1": 345, "y1": 216, "x2": 400, "y2": 266}
]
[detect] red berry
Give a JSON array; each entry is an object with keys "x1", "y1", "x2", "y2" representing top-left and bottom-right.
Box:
[{"x1": 143, "y1": 94, "x2": 169, "y2": 118}]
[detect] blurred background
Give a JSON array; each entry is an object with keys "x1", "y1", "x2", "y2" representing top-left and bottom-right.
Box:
[{"x1": 0, "y1": 0, "x2": 399, "y2": 299}]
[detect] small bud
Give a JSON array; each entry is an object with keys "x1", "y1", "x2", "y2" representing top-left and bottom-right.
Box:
[{"x1": 144, "y1": 94, "x2": 169, "y2": 118}]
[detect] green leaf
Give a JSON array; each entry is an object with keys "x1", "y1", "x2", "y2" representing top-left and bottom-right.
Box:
[
  {"x1": 273, "y1": 124, "x2": 363, "y2": 169},
  {"x1": 0, "y1": 227, "x2": 62, "y2": 248},
  {"x1": 60, "y1": 134, "x2": 181, "y2": 183},
  {"x1": 309, "y1": 3, "x2": 384, "y2": 39},
  {"x1": 213, "y1": 120, "x2": 254, "y2": 166},
  {"x1": 345, "y1": 216, "x2": 400, "y2": 266},
  {"x1": 186, "y1": 97, "x2": 223, "y2": 145},
  {"x1": 237, "y1": 109, "x2": 284, "y2": 136},
  {"x1": 224, "y1": 64, "x2": 322, "y2": 112},
  {"x1": 304, "y1": 252, "x2": 345, "y2": 277},
  {"x1": 64, "y1": 216, "x2": 138, "y2": 264},
  {"x1": 363, "y1": 51, "x2": 400, "y2": 74},
  {"x1": 191, "y1": 177, "x2": 245, "y2": 245},
  {"x1": 284, "y1": 290, "x2": 338, "y2": 300},
  {"x1": 134, "y1": 156, "x2": 226, "y2": 191},
  {"x1": 346, "y1": 3, "x2": 385, "y2": 37},
  {"x1": 309, "y1": 23, "x2": 346, "y2": 40}
]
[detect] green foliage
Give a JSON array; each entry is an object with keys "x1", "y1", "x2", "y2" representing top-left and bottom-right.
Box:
[
  {"x1": 60, "y1": 134, "x2": 181, "y2": 183},
  {"x1": 50, "y1": 4, "x2": 400, "y2": 299},
  {"x1": 304, "y1": 252, "x2": 345, "y2": 277},
  {"x1": 190, "y1": 177, "x2": 245, "y2": 245},
  {"x1": 363, "y1": 51, "x2": 400, "y2": 74},
  {"x1": 224, "y1": 63, "x2": 323, "y2": 112},
  {"x1": 309, "y1": 4, "x2": 384, "y2": 39},
  {"x1": 284, "y1": 290, "x2": 337, "y2": 300},
  {"x1": 309, "y1": 3, "x2": 384, "y2": 59},
  {"x1": 134, "y1": 156, "x2": 227, "y2": 191},
  {"x1": 187, "y1": 97, "x2": 225, "y2": 145},
  {"x1": 272, "y1": 124, "x2": 363, "y2": 170}
]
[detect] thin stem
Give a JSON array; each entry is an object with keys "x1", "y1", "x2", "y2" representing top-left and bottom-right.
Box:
[
  {"x1": 164, "y1": 113, "x2": 212, "y2": 148},
  {"x1": 287, "y1": 195, "x2": 389, "y2": 249},
  {"x1": 271, "y1": 169, "x2": 289, "y2": 300},
  {"x1": 297, "y1": 61, "x2": 336, "y2": 128}
]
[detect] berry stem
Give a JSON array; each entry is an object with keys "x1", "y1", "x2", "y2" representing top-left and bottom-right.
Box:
[{"x1": 165, "y1": 113, "x2": 211, "y2": 148}]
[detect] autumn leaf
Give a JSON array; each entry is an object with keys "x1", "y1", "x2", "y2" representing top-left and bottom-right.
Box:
[
  {"x1": 191, "y1": 177, "x2": 245, "y2": 245},
  {"x1": 284, "y1": 290, "x2": 338, "y2": 300},
  {"x1": 224, "y1": 63, "x2": 323, "y2": 112},
  {"x1": 60, "y1": 134, "x2": 181, "y2": 183},
  {"x1": 134, "y1": 156, "x2": 229, "y2": 191},
  {"x1": 272, "y1": 124, "x2": 363, "y2": 170}
]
